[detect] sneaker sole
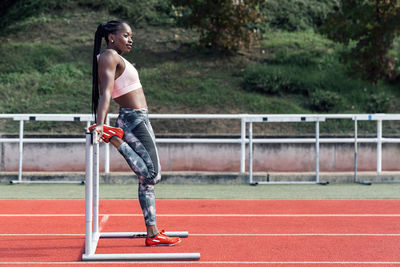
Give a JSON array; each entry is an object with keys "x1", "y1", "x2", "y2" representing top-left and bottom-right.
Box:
[{"x1": 146, "y1": 239, "x2": 182, "y2": 247}]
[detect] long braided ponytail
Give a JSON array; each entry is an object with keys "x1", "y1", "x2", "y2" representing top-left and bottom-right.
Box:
[{"x1": 91, "y1": 20, "x2": 126, "y2": 121}]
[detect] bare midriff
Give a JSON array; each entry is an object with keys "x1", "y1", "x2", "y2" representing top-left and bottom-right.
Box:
[{"x1": 114, "y1": 87, "x2": 148, "y2": 109}]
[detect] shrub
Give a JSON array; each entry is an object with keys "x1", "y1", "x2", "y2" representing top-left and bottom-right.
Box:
[
  {"x1": 0, "y1": 0, "x2": 175, "y2": 32},
  {"x1": 309, "y1": 89, "x2": 341, "y2": 112},
  {"x1": 365, "y1": 93, "x2": 391, "y2": 113},
  {"x1": 171, "y1": 0, "x2": 264, "y2": 52},
  {"x1": 319, "y1": 0, "x2": 400, "y2": 83},
  {"x1": 241, "y1": 65, "x2": 307, "y2": 95},
  {"x1": 102, "y1": 0, "x2": 175, "y2": 26},
  {"x1": 270, "y1": 49, "x2": 325, "y2": 66},
  {"x1": 260, "y1": 0, "x2": 338, "y2": 32}
]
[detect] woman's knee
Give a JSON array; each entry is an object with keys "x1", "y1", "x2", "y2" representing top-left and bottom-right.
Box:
[
  {"x1": 143, "y1": 172, "x2": 161, "y2": 185},
  {"x1": 110, "y1": 136, "x2": 124, "y2": 148}
]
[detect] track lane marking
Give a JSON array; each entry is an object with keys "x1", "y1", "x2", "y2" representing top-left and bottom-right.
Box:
[
  {"x1": 1, "y1": 233, "x2": 400, "y2": 237},
  {"x1": 1, "y1": 261, "x2": 400, "y2": 265},
  {"x1": 98, "y1": 215, "x2": 109, "y2": 232},
  {"x1": 1, "y1": 214, "x2": 400, "y2": 217}
]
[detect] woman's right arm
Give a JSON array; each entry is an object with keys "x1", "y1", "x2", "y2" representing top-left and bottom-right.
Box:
[{"x1": 93, "y1": 50, "x2": 118, "y2": 141}]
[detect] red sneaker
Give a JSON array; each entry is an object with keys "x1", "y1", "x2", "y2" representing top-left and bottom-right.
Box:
[
  {"x1": 145, "y1": 230, "x2": 182, "y2": 247},
  {"x1": 88, "y1": 124, "x2": 124, "y2": 143}
]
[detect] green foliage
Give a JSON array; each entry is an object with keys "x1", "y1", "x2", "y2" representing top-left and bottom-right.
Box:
[
  {"x1": 0, "y1": 42, "x2": 89, "y2": 115},
  {"x1": 365, "y1": 92, "x2": 391, "y2": 113},
  {"x1": 309, "y1": 90, "x2": 342, "y2": 112},
  {"x1": 0, "y1": 43, "x2": 62, "y2": 73},
  {"x1": 0, "y1": 0, "x2": 174, "y2": 32},
  {"x1": 239, "y1": 59, "x2": 398, "y2": 113},
  {"x1": 261, "y1": 29, "x2": 344, "y2": 69},
  {"x1": 171, "y1": 0, "x2": 263, "y2": 52},
  {"x1": 242, "y1": 31, "x2": 342, "y2": 100},
  {"x1": 319, "y1": 0, "x2": 400, "y2": 83},
  {"x1": 241, "y1": 65, "x2": 307, "y2": 95},
  {"x1": 0, "y1": 2, "x2": 399, "y2": 135},
  {"x1": 261, "y1": 0, "x2": 338, "y2": 32},
  {"x1": 241, "y1": 27, "x2": 399, "y2": 114},
  {"x1": 97, "y1": 0, "x2": 175, "y2": 26},
  {"x1": 0, "y1": 0, "x2": 76, "y2": 31}
]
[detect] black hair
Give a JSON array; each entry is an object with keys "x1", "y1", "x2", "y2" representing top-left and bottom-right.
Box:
[{"x1": 92, "y1": 19, "x2": 126, "y2": 121}]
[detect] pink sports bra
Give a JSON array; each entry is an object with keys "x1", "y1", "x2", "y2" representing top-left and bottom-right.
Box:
[{"x1": 97, "y1": 54, "x2": 142, "y2": 99}]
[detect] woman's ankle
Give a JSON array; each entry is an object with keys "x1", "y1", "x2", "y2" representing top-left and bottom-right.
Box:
[{"x1": 146, "y1": 225, "x2": 159, "y2": 237}]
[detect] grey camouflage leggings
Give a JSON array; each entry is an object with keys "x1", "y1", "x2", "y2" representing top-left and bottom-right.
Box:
[{"x1": 115, "y1": 107, "x2": 161, "y2": 225}]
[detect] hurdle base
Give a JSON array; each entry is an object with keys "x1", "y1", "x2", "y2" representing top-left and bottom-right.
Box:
[
  {"x1": 252, "y1": 181, "x2": 322, "y2": 185},
  {"x1": 82, "y1": 231, "x2": 200, "y2": 261},
  {"x1": 355, "y1": 181, "x2": 372, "y2": 186},
  {"x1": 100, "y1": 231, "x2": 188, "y2": 239},
  {"x1": 10, "y1": 180, "x2": 84, "y2": 184},
  {"x1": 82, "y1": 252, "x2": 200, "y2": 261}
]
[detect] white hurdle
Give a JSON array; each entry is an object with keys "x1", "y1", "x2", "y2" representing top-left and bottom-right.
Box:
[
  {"x1": 82, "y1": 131, "x2": 200, "y2": 261},
  {"x1": 246, "y1": 115, "x2": 328, "y2": 185}
]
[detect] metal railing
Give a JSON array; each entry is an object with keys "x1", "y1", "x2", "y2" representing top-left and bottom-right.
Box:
[
  {"x1": 244, "y1": 114, "x2": 400, "y2": 184},
  {"x1": 1, "y1": 113, "x2": 400, "y2": 183}
]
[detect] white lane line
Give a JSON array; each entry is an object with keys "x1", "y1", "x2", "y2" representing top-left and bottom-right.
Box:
[
  {"x1": 1, "y1": 261, "x2": 400, "y2": 265},
  {"x1": 98, "y1": 215, "x2": 109, "y2": 232},
  {"x1": 0, "y1": 234, "x2": 84, "y2": 236},
  {"x1": 1, "y1": 214, "x2": 400, "y2": 217},
  {"x1": 191, "y1": 233, "x2": 400, "y2": 237},
  {"x1": 1, "y1": 233, "x2": 400, "y2": 237}
]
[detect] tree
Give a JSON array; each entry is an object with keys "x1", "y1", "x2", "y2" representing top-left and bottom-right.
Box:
[
  {"x1": 171, "y1": 0, "x2": 264, "y2": 52},
  {"x1": 319, "y1": 0, "x2": 400, "y2": 83}
]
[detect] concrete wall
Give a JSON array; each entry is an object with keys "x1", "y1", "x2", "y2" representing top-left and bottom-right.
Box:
[{"x1": 1, "y1": 141, "x2": 400, "y2": 172}]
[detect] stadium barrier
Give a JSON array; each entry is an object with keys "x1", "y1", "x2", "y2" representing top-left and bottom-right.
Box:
[{"x1": 1, "y1": 113, "x2": 400, "y2": 184}]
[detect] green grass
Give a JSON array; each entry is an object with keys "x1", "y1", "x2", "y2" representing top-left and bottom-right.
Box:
[{"x1": 1, "y1": 183, "x2": 399, "y2": 199}]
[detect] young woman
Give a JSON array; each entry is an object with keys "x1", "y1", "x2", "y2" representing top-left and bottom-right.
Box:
[{"x1": 90, "y1": 19, "x2": 180, "y2": 246}]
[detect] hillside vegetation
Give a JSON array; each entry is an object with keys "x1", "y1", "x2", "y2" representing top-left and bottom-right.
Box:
[{"x1": 1, "y1": 0, "x2": 400, "y2": 136}]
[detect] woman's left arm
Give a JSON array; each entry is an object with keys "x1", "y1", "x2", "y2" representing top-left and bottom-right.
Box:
[{"x1": 93, "y1": 50, "x2": 119, "y2": 141}]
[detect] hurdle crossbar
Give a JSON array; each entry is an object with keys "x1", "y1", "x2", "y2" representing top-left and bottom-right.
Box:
[{"x1": 82, "y1": 131, "x2": 200, "y2": 261}]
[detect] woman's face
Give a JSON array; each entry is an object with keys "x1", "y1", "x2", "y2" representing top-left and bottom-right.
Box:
[{"x1": 109, "y1": 23, "x2": 133, "y2": 54}]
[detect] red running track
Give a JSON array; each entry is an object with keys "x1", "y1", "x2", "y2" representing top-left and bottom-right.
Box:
[{"x1": 0, "y1": 199, "x2": 400, "y2": 266}]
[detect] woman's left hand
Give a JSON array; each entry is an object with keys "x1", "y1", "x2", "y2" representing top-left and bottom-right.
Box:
[{"x1": 92, "y1": 124, "x2": 104, "y2": 143}]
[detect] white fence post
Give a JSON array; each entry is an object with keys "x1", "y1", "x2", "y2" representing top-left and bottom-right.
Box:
[
  {"x1": 315, "y1": 120, "x2": 320, "y2": 183},
  {"x1": 240, "y1": 118, "x2": 246, "y2": 173},
  {"x1": 248, "y1": 121, "x2": 253, "y2": 184},
  {"x1": 354, "y1": 117, "x2": 358, "y2": 182},
  {"x1": 18, "y1": 120, "x2": 24, "y2": 182},
  {"x1": 377, "y1": 119, "x2": 382, "y2": 173}
]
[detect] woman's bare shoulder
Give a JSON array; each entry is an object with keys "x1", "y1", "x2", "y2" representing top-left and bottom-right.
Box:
[{"x1": 98, "y1": 49, "x2": 120, "y2": 65}]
